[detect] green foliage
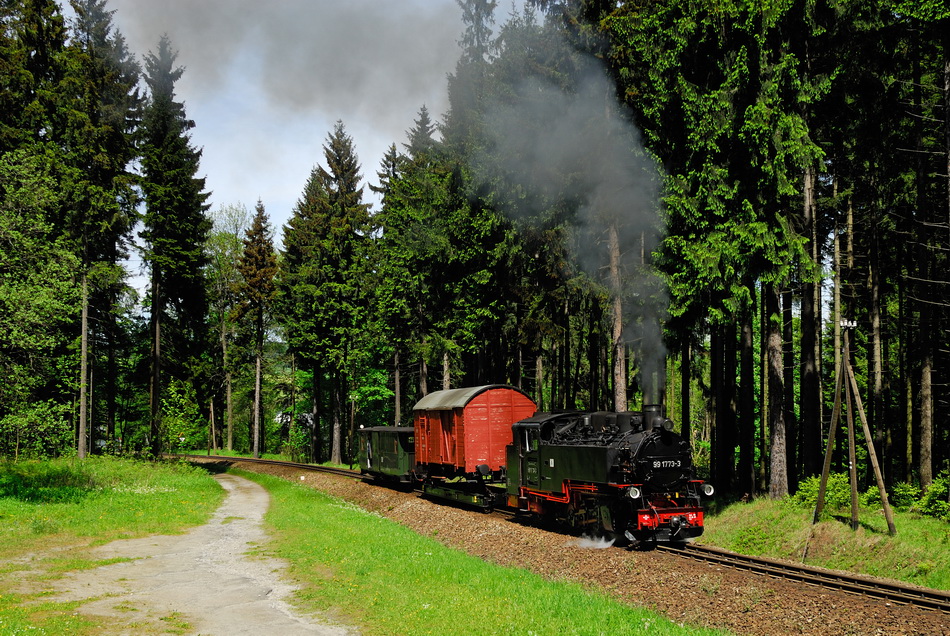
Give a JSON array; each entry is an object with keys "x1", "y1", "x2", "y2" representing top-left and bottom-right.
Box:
[
  {"x1": 863, "y1": 481, "x2": 921, "y2": 510},
  {"x1": 0, "y1": 146, "x2": 80, "y2": 433},
  {"x1": 0, "y1": 401, "x2": 73, "y2": 460},
  {"x1": 914, "y1": 471, "x2": 950, "y2": 522},
  {"x1": 792, "y1": 473, "x2": 855, "y2": 510},
  {"x1": 161, "y1": 379, "x2": 205, "y2": 451}
]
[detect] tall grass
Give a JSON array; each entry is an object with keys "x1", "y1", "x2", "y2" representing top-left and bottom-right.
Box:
[
  {"x1": 0, "y1": 456, "x2": 224, "y2": 634},
  {"x1": 238, "y1": 470, "x2": 726, "y2": 636}
]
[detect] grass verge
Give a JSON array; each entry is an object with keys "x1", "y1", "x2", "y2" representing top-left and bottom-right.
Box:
[
  {"x1": 236, "y1": 469, "x2": 726, "y2": 636},
  {"x1": 0, "y1": 456, "x2": 223, "y2": 634},
  {"x1": 700, "y1": 497, "x2": 950, "y2": 590}
]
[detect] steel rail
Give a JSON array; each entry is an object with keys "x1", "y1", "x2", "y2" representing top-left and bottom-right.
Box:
[{"x1": 658, "y1": 543, "x2": 950, "y2": 613}]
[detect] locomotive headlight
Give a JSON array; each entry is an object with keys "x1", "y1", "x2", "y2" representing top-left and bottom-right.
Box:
[
  {"x1": 627, "y1": 486, "x2": 642, "y2": 500},
  {"x1": 702, "y1": 484, "x2": 715, "y2": 497}
]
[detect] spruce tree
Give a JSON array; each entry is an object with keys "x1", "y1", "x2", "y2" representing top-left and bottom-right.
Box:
[
  {"x1": 235, "y1": 201, "x2": 277, "y2": 458},
  {"x1": 140, "y1": 34, "x2": 211, "y2": 454},
  {"x1": 279, "y1": 166, "x2": 330, "y2": 461}
]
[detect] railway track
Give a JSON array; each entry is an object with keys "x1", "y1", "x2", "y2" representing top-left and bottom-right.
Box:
[
  {"x1": 658, "y1": 543, "x2": 950, "y2": 613},
  {"x1": 176, "y1": 453, "x2": 363, "y2": 481}
]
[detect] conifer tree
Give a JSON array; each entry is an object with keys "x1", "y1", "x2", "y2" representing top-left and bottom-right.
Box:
[
  {"x1": 316, "y1": 121, "x2": 371, "y2": 464},
  {"x1": 279, "y1": 166, "x2": 330, "y2": 461},
  {"x1": 66, "y1": 0, "x2": 141, "y2": 456},
  {"x1": 235, "y1": 201, "x2": 277, "y2": 458},
  {"x1": 140, "y1": 34, "x2": 211, "y2": 454}
]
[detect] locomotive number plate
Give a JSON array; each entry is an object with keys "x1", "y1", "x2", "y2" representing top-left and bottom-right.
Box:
[{"x1": 652, "y1": 459, "x2": 682, "y2": 469}]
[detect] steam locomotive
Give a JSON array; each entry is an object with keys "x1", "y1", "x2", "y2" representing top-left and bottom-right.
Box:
[{"x1": 358, "y1": 384, "x2": 713, "y2": 547}]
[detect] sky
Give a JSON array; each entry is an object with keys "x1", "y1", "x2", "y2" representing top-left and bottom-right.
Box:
[{"x1": 100, "y1": 0, "x2": 463, "y2": 240}]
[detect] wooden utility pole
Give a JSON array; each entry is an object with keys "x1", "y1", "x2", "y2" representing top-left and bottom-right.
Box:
[{"x1": 813, "y1": 320, "x2": 896, "y2": 536}]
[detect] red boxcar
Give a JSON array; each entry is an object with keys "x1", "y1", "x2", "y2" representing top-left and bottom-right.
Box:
[{"x1": 413, "y1": 384, "x2": 537, "y2": 478}]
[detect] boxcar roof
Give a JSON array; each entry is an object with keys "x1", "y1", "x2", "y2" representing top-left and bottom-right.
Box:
[{"x1": 412, "y1": 384, "x2": 529, "y2": 411}]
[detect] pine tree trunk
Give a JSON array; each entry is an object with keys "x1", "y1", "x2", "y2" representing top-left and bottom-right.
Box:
[
  {"x1": 311, "y1": 362, "x2": 321, "y2": 463},
  {"x1": 149, "y1": 272, "x2": 162, "y2": 456},
  {"x1": 394, "y1": 350, "x2": 401, "y2": 426},
  {"x1": 801, "y1": 165, "x2": 821, "y2": 479},
  {"x1": 443, "y1": 351, "x2": 450, "y2": 390},
  {"x1": 710, "y1": 327, "x2": 722, "y2": 487},
  {"x1": 331, "y1": 372, "x2": 343, "y2": 465},
  {"x1": 78, "y1": 273, "x2": 89, "y2": 459},
  {"x1": 680, "y1": 340, "x2": 690, "y2": 446},
  {"x1": 535, "y1": 349, "x2": 544, "y2": 412},
  {"x1": 608, "y1": 224, "x2": 626, "y2": 411},
  {"x1": 782, "y1": 289, "x2": 797, "y2": 492},
  {"x1": 420, "y1": 355, "x2": 428, "y2": 396},
  {"x1": 767, "y1": 283, "x2": 788, "y2": 499},
  {"x1": 253, "y1": 352, "x2": 261, "y2": 458},
  {"x1": 920, "y1": 353, "x2": 933, "y2": 490},
  {"x1": 870, "y1": 235, "x2": 886, "y2": 482},
  {"x1": 739, "y1": 303, "x2": 756, "y2": 496}
]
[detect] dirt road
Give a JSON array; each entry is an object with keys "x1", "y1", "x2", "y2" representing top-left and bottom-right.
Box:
[{"x1": 50, "y1": 473, "x2": 356, "y2": 635}]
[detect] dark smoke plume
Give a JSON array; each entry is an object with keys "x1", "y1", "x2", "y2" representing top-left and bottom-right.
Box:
[{"x1": 476, "y1": 50, "x2": 668, "y2": 399}]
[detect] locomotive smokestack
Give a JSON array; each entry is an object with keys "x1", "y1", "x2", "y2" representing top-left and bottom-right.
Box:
[{"x1": 643, "y1": 404, "x2": 665, "y2": 431}]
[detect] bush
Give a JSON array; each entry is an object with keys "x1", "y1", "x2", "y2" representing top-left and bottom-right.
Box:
[
  {"x1": 0, "y1": 401, "x2": 74, "y2": 459},
  {"x1": 913, "y1": 471, "x2": 950, "y2": 521},
  {"x1": 792, "y1": 472, "x2": 855, "y2": 510},
  {"x1": 862, "y1": 481, "x2": 920, "y2": 509}
]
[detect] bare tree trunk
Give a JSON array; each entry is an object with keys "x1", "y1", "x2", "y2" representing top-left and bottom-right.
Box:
[
  {"x1": 608, "y1": 224, "x2": 626, "y2": 411},
  {"x1": 870, "y1": 232, "x2": 885, "y2": 481},
  {"x1": 442, "y1": 351, "x2": 450, "y2": 390},
  {"x1": 782, "y1": 289, "x2": 796, "y2": 492},
  {"x1": 920, "y1": 354, "x2": 933, "y2": 489},
  {"x1": 311, "y1": 362, "x2": 321, "y2": 463},
  {"x1": 253, "y1": 352, "x2": 261, "y2": 458},
  {"x1": 801, "y1": 165, "x2": 821, "y2": 479},
  {"x1": 78, "y1": 273, "x2": 89, "y2": 459},
  {"x1": 331, "y1": 375, "x2": 343, "y2": 465},
  {"x1": 758, "y1": 285, "x2": 769, "y2": 492},
  {"x1": 149, "y1": 272, "x2": 162, "y2": 456},
  {"x1": 680, "y1": 340, "x2": 690, "y2": 444},
  {"x1": 420, "y1": 355, "x2": 428, "y2": 397},
  {"x1": 738, "y1": 301, "x2": 756, "y2": 496},
  {"x1": 767, "y1": 283, "x2": 788, "y2": 499},
  {"x1": 535, "y1": 349, "x2": 544, "y2": 412},
  {"x1": 394, "y1": 350, "x2": 401, "y2": 426}
]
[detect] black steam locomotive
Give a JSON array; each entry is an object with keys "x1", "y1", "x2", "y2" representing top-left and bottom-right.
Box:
[
  {"x1": 358, "y1": 385, "x2": 712, "y2": 547},
  {"x1": 506, "y1": 407, "x2": 713, "y2": 546}
]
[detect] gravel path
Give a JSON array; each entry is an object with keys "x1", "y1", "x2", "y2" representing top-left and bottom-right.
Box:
[{"x1": 50, "y1": 473, "x2": 356, "y2": 635}]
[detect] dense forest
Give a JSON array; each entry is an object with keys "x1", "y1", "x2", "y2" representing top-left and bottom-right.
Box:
[{"x1": 1, "y1": 0, "x2": 947, "y2": 501}]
